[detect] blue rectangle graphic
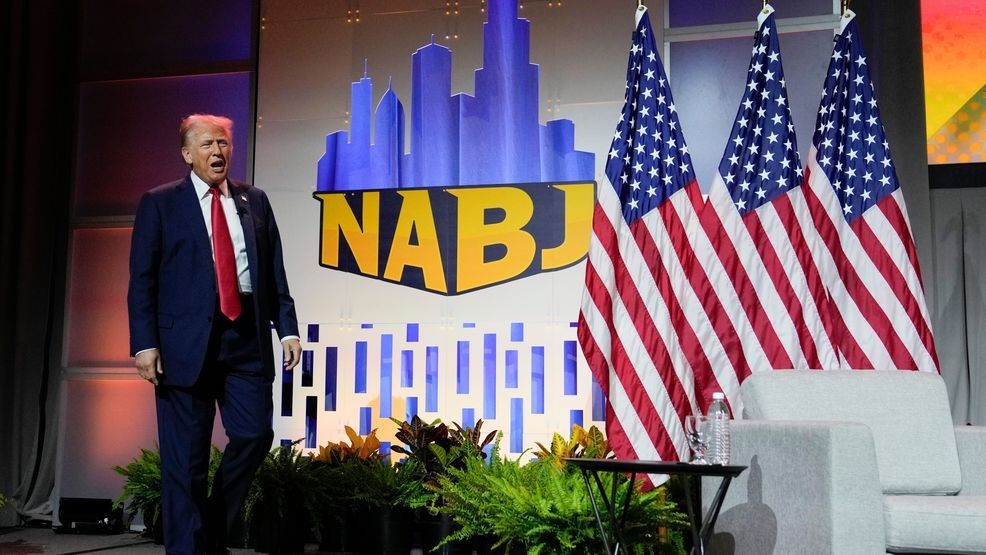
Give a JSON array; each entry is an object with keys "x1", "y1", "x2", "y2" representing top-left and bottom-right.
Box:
[
  {"x1": 406, "y1": 396, "x2": 418, "y2": 421},
  {"x1": 325, "y1": 346, "x2": 338, "y2": 411},
  {"x1": 301, "y1": 350, "x2": 313, "y2": 387},
  {"x1": 306, "y1": 323, "x2": 319, "y2": 343},
  {"x1": 591, "y1": 374, "x2": 606, "y2": 422},
  {"x1": 426, "y1": 346, "x2": 439, "y2": 412},
  {"x1": 406, "y1": 323, "x2": 419, "y2": 342},
  {"x1": 531, "y1": 346, "x2": 545, "y2": 414},
  {"x1": 510, "y1": 322, "x2": 524, "y2": 342},
  {"x1": 355, "y1": 341, "x2": 368, "y2": 393},
  {"x1": 505, "y1": 350, "x2": 518, "y2": 388},
  {"x1": 461, "y1": 407, "x2": 476, "y2": 429},
  {"x1": 457, "y1": 341, "x2": 470, "y2": 394},
  {"x1": 281, "y1": 363, "x2": 293, "y2": 417},
  {"x1": 510, "y1": 398, "x2": 524, "y2": 453},
  {"x1": 380, "y1": 334, "x2": 393, "y2": 418},
  {"x1": 305, "y1": 396, "x2": 317, "y2": 449},
  {"x1": 570, "y1": 409, "x2": 584, "y2": 432},
  {"x1": 359, "y1": 406, "x2": 372, "y2": 435},
  {"x1": 401, "y1": 349, "x2": 414, "y2": 388},
  {"x1": 484, "y1": 334, "x2": 496, "y2": 419},
  {"x1": 563, "y1": 340, "x2": 578, "y2": 395}
]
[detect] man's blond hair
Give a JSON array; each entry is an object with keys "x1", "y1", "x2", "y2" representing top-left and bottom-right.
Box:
[{"x1": 179, "y1": 114, "x2": 233, "y2": 147}]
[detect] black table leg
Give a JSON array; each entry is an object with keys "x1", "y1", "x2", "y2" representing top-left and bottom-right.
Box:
[
  {"x1": 700, "y1": 476, "x2": 733, "y2": 546},
  {"x1": 681, "y1": 475, "x2": 704, "y2": 555},
  {"x1": 580, "y1": 469, "x2": 636, "y2": 554},
  {"x1": 580, "y1": 468, "x2": 614, "y2": 554},
  {"x1": 568, "y1": 460, "x2": 744, "y2": 555},
  {"x1": 683, "y1": 474, "x2": 735, "y2": 554}
]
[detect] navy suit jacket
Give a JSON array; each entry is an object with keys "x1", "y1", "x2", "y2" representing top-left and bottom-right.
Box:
[{"x1": 128, "y1": 176, "x2": 299, "y2": 387}]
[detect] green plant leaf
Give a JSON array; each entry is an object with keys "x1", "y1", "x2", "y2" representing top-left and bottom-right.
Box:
[{"x1": 429, "y1": 435, "x2": 688, "y2": 554}]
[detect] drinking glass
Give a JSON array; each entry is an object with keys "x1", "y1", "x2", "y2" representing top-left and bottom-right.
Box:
[{"x1": 685, "y1": 414, "x2": 710, "y2": 465}]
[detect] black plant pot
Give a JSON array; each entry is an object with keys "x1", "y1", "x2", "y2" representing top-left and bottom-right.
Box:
[
  {"x1": 418, "y1": 512, "x2": 472, "y2": 555},
  {"x1": 249, "y1": 503, "x2": 310, "y2": 554},
  {"x1": 319, "y1": 507, "x2": 367, "y2": 554},
  {"x1": 142, "y1": 508, "x2": 164, "y2": 545},
  {"x1": 226, "y1": 512, "x2": 249, "y2": 550},
  {"x1": 473, "y1": 535, "x2": 525, "y2": 555},
  {"x1": 364, "y1": 506, "x2": 414, "y2": 555}
]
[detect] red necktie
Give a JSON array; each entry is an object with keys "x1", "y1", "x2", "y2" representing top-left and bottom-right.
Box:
[{"x1": 208, "y1": 187, "x2": 242, "y2": 321}]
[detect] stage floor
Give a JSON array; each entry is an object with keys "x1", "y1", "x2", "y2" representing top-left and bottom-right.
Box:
[
  {"x1": 0, "y1": 526, "x2": 265, "y2": 554},
  {"x1": 0, "y1": 526, "x2": 436, "y2": 554}
]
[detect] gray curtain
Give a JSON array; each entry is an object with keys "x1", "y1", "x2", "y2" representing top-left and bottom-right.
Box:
[
  {"x1": 932, "y1": 187, "x2": 986, "y2": 425},
  {"x1": 0, "y1": 0, "x2": 77, "y2": 526}
]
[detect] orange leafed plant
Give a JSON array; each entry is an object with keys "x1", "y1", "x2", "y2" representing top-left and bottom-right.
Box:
[{"x1": 311, "y1": 426, "x2": 384, "y2": 464}]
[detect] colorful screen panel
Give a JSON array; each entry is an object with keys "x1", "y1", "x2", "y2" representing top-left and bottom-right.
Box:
[{"x1": 922, "y1": 0, "x2": 986, "y2": 164}]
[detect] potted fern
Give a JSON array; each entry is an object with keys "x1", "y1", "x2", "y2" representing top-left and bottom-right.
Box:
[
  {"x1": 245, "y1": 440, "x2": 327, "y2": 554},
  {"x1": 311, "y1": 425, "x2": 432, "y2": 554},
  {"x1": 391, "y1": 417, "x2": 496, "y2": 554},
  {"x1": 432, "y1": 428, "x2": 689, "y2": 554},
  {"x1": 345, "y1": 456, "x2": 425, "y2": 554},
  {"x1": 311, "y1": 426, "x2": 386, "y2": 553},
  {"x1": 113, "y1": 445, "x2": 223, "y2": 544}
]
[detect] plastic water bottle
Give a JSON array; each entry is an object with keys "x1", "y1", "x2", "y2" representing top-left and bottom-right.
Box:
[{"x1": 706, "y1": 392, "x2": 731, "y2": 465}]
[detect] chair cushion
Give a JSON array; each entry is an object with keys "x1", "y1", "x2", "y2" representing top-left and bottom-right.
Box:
[
  {"x1": 740, "y1": 370, "x2": 961, "y2": 495},
  {"x1": 884, "y1": 495, "x2": 986, "y2": 553}
]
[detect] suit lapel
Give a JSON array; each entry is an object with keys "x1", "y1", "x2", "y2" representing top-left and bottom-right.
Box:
[{"x1": 178, "y1": 177, "x2": 213, "y2": 267}]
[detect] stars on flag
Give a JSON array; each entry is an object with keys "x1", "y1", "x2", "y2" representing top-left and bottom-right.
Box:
[
  {"x1": 813, "y1": 30, "x2": 897, "y2": 222},
  {"x1": 606, "y1": 23, "x2": 694, "y2": 224},
  {"x1": 718, "y1": 17, "x2": 803, "y2": 215}
]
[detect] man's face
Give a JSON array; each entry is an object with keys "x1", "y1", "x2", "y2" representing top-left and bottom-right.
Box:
[{"x1": 181, "y1": 123, "x2": 232, "y2": 186}]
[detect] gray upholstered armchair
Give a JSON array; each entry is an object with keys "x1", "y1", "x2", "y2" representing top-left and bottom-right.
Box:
[{"x1": 703, "y1": 370, "x2": 986, "y2": 554}]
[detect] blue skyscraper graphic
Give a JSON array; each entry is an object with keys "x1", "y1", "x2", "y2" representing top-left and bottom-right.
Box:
[
  {"x1": 316, "y1": 0, "x2": 593, "y2": 191},
  {"x1": 318, "y1": 66, "x2": 380, "y2": 190},
  {"x1": 407, "y1": 37, "x2": 458, "y2": 187},
  {"x1": 372, "y1": 81, "x2": 404, "y2": 188}
]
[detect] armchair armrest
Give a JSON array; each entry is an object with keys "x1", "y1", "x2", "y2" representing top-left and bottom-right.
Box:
[
  {"x1": 702, "y1": 420, "x2": 886, "y2": 555},
  {"x1": 955, "y1": 425, "x2": 986, "y2": 496}
]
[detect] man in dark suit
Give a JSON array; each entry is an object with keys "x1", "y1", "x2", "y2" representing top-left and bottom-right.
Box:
[{"x1": 128, "y1": 114, "x2": 301, "y2": 555}]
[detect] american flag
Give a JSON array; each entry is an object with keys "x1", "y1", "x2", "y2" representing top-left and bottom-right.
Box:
[
  {"x1": 578, "y1": 6, "x2": 702, "y2": 463},
  {"x1": 691, "y1": 5, "x2": 840, "y2": 409},
  {"x1": 803, "y1": 10, "x2": 938, "y2": 372}
]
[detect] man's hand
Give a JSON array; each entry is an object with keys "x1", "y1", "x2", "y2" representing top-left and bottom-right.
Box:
[
  {"x1": 136, "y1": 349, "x2": 163, "y2": 385},
  {"x1": 282, "y1": 338, "x2": 302, "y2": 371}
]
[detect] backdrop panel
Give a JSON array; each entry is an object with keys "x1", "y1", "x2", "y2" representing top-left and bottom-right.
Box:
[
  {"x1": 74, "y1": 73, "x2": 253, "y2": 219},
  {"x1": 64, "y1": 228, "x2": 131, "y2": 368}
]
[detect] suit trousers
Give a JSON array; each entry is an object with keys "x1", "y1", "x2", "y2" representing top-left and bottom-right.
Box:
[{"x1": 155, "y1": 297, "x2": 274, "y2": 555}]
